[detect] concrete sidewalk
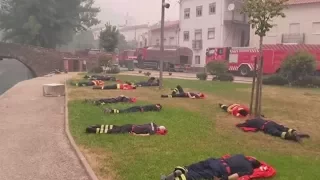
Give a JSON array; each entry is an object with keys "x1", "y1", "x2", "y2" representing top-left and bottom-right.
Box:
[{"x1": 0, "y1": 74, "x2": 90, "y2": 180}]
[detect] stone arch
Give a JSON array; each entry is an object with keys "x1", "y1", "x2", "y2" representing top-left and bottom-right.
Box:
[{"x1": 0, "y1": 42, "x2": 64, "y2": 77}]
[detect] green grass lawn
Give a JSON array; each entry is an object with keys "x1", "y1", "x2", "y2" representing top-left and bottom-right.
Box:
[{"x1": 68, "y1": 74, "x2": 320, "y2": 180}]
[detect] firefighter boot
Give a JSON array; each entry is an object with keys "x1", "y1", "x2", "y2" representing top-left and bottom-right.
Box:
[
  {"x1": 282, "y1": 132, "x2": 301, "y2": 142},
  {"x1": 297, "y1": 133, "x2": 310, "y2": 138}
]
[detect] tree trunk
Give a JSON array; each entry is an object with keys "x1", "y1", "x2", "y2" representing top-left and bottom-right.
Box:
[
  {"x1": 249, "y1": 57, "x2": 258, "y2": 115},
  {"x1": 254, "y1": 36, "x2": 264, "y2": 117}
]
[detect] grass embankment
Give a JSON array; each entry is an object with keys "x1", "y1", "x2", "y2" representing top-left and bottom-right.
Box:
[{"x1": 68, "y1": 74, "x2": 320, "y2": 180}]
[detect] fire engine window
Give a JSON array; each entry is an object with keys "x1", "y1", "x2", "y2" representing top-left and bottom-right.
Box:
[{"x1": 217, "y1": 48, "x2": 223, "y2": 55}]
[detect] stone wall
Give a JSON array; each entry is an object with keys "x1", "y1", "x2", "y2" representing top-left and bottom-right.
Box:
[{"x1": 0, "y1": 42, "x2": 64, "y2": 77}]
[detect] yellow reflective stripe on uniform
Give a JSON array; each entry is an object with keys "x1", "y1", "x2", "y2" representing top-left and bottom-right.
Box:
[
  {"x1": 221, "y1": 104, "x2": 227, "y2": 108},
  {"x1": 281, "y1": 132, "x2": 287, "y2": 139},
  {"x1": 113, "y1": 109, "x2": 119, "y2": 113},
  {"x1": 96, "y1": 128, "x2": 100, "y2": 134},
  {"x1": 76, "y1": 83, "x2": 79, "y2": 86},
  {"x1": 100, "y1": 125, "x2": 104, "y2": 134},
  {"x1": 101, "y1": 86, "x2": 104, "y2": 89},
  {"x1": 173, "y1": 88, "x2": 178, "y2": 92},
  {"x1": 104, "y1": 125, "x2": 109, "y2": 133},
  {"x1": 117, "y1": 84, "x2": 121, "y2": 89},
  {"x1": 288, "y1": 129, "x2": 293, "y2": 134},
  {"x1": 174, "y1": 174, "x2": 186, "y2": 180},
  {"x1": 110, "y1": 125, "x2": 113, "y2": 129},
  {"x1": 168, "y1": 95, "x2": 172, "y2": 98},
  {"x1": 101, "y1": 102, "x2": 105, "y2": 105}
]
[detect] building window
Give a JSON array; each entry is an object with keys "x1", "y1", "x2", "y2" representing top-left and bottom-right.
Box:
[
  {"x1": 209, "y1": 3, "x2": 216, "y2": 14},
  {"x1": 195, "y1": 29, "x2": 202, "y2": 40},
  {"x1": 195, "y1": 55, "x2": 201, "y2": 64},
  {"x1": 184, "y1": 8, "x2": 190, "y2": 19},
  {"x1": 208, "y1": 28, "x2": 215, "y2": 39},
  {"x1": 183, "y1": 31, "x2": 189, "y2": 41},
  {"x1": 156, "y1": 39, "x2": 160, "y2": 46},
  {"x1": 289, "y1": 23, "x2": 300, "y2": 34},
  {"x1": 169, "y1": 37, "x2": 174, "y2": 45},
  {"x1": 312, "y1": 22, "x2": 320, "y2": 34},
  {"x1": 196, "y1": 6, "x2": 203, "y2": 17}
]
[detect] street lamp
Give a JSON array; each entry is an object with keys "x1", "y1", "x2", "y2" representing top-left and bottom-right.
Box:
[{"x1": 159, "y1": 0, "x2": 170, "y2": 89}]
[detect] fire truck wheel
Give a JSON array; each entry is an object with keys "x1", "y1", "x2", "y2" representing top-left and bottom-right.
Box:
[{"x1": 238, "y1": 65, "x2": 250, "y2": 77}]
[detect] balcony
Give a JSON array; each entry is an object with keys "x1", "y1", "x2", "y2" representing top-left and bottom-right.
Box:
[
  {"x1": 281, "y1": 33, "x2": 305, "y2": 44},
  {"x1": 224, "y1": 11, "x2": 248, "y2": 24},
  {"x1": 192, "y1": 40, "x2": 202, "y2": 50}
]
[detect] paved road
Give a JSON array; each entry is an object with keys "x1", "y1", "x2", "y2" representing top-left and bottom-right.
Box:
[
  {"x1": 120, "y1": 69, "x2": 253, "y2": 83},
  {"x1": 0, "y1": 74, "x2": 90, "y2": 180}
]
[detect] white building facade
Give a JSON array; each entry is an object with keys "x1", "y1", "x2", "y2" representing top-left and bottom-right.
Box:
[
  {"x1": 148, "y1": 21, "x2": 180, "y2": 47},
  {"x1": 119, "y1": 24, "x2": 149, "y2": 46},
  {"x1": 250, "y1": 0, "x2": 320, "y2": 47},
  {"x1": 179, "y1": 0, "x2": 250, "y2": 67}
]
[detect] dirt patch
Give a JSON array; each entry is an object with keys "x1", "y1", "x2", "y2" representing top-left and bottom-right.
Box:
[{"x1": 79, "y1": 146, "x2": 119, "y2": 180}]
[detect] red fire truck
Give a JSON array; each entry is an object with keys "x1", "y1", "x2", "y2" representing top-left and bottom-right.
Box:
[
  {"x1": 118, "y1": 49, "x2": 137, "y2": 67},
  {"x1": 135, "y1": 46, "x2": 193, "y2": 72},
  {"x1": 206, "y1": 44, "x2": 320, "y2": 76}
]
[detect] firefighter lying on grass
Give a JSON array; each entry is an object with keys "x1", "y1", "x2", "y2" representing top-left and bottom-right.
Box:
[
  {"x1": 71, "y1": 80, "x2": 104, "y2": 87},
  {"x1": 161, "y1": 154, "x2": 276, "y2": 180},
  {"x1": 219, "y1": 103, "x2": 250, "y2": 118},
  {"x1": 83, "y1": 74, "x2": 117, "y2": 81},
  {"x1": 124, "y1": 77, "x2": 160, "y2": 87},
  {"x1": 93, "y1": 83, "x2": 137, "y2": 90},
  {"x1": 86, "y1": 122, "x2": 167, "y2": 136},
  {"x1": 103, "y1": 104, "x2": 162, "y2": 114},
  {"x1": 84, "y1": 95, "x2": 137, "y2": 105},
  {"x1": 161, "y1": 85, "x2": 205, "y2": 99},
  {"x1": 236, "y1": 118, "x2": 310, "y2": 143}
]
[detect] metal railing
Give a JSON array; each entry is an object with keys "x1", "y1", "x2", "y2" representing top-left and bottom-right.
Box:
[{"x1": 192, "y1": 40, "x2": 203, "y2": 50}]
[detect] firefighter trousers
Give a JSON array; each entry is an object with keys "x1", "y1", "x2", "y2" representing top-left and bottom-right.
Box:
[
  {"x1": 76, "y1": 81, "x2": 94, "y2": 86},
  {"x1": 161, "y1": 94, "x2": 187, "y2": 98},
  {"x1": 264, "y1": 121, "x2": 295, "y2": 138},
  {"x1": 86, "y1": 124, "x2": 133, "y2": 134},
  {"x1": 172, "y1": 85, "x2": 184, "y2": 95},
  {"x1": 110, "y1": 106, "x2": 143, "y2": 113}
]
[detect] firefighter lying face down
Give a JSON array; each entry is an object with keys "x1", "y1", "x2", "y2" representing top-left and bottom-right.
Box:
[
  {"x1": 104, "y1": 104, "x2": 162, "y2": 114},
  {"x1": 236, "y1": 118, "x2": 310, "y2": 142},
  {"x1": 84, "y1": 95, "x2": 137, "y2": 105},
  {"x1": 86, "y1": 122, "x2": 167, "y2": 136},
  {"x1": 83, "y1": 74, "x2": 116, "y2": 81},
  {"x1": 161, "y1": 85, "x2": 205, "y2": 99},
  {"x1": 93, "y1": 83, "x2": 137, "y2": 90},
  {"x1": 219, "y1": 103, "x2": 250, "y2": 118},
  {"x1": 161, "y1": 154, "x2": 262, "y2": 180},
  {"x1": 125, "y1": 77, "x2": 160, "y2": 87},
  {"x1": 72, "y1": 80, "x2": 104, "y2": 87}
]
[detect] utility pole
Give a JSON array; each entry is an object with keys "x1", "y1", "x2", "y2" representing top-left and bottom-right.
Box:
[{"x1": 159, "y1": 0, "x2": 170, "y2": 89}]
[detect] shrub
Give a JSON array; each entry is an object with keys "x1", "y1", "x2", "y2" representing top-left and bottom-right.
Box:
[
  {"x1": 205, "y1": 61, "x2": 228, "y2": 76},
  {"x1": 139, "y1": 70, "x2": 142, "y2": 73},
  {"x1": 196, "y1": 72, "x2": 208, "y2": 80},
  {"x1": 144, "y1": 72, "x2": 151, "y2": 76},
  {"x1": 280, "y1": 51, "x2": 316, "y2": 82},
  {"x1": 262, "y1": 74, "x2": 288, "y2": 86},
  {"x1": 292, "y1": 75, "x2": 320, "y2": 88},
  {"x1": 213, "y1": 73, "x2": 234, "y2": 81},
  {"x1": 89, "y1": 66, "x2": 103, "y2": 73},
  {"x1": 98, "y1": 55, "x2": 112, "y2": 67},
  {"x1": 107, "y1": 67, "x2": 120, "y2": 74}
]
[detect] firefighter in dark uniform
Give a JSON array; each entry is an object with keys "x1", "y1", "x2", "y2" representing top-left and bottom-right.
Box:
[
  {"x1": 84, "y1": 74, "x2": 117, "y2": 81},
  {"x1": 84, "y1": 95, "x2": 137, "y2": 105},
  {"x1": 73, "y1": 80, "x2": 104, "y2": 87},
  {"x1": 236, "y1": 118, "x2": 310, "y2": 142},
  {"x1": 161, "y1": 154, "x2": 262, "y2": 180},
  {"x1": 161, "y1": 85, "x2": 205, "y2": 99},
  {"x1": 93, "y1": 83, "x2": 137, "y2": 90},
  {"x1": 104, "y1": 104, "x2": 162, "y2": 114},
  {"x1": 86, "y1": 122, "x2": 167, "y2": 136},
  {"x1": 125, "y1": 77, "x2": 160, "y2": 87}
]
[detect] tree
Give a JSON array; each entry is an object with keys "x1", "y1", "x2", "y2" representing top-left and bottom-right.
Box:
[
  {"x1": 73, "y1": 30, "x2": 96, "y2": 50},
  {"x1": 117, "y1": 33, "x2": 136, "y2": 51},
  {"x1": 99, "y1": 23, "x2": 119, "y2": 52},
  {"x1": 0, "y1": 0, "x2": 100, "y2": 48},
  {"x1": 241, "y1": 0, "x2": 288, "y2": 117}
]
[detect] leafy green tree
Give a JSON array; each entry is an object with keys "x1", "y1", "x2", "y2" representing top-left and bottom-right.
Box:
[
  {"x1": 0, "y1": 0, "x2": 100, "y2": 48},
  {"x1": 99, "y1": 23, "x2": 119, "y2": 52},
  {"x1": 241, "y1": 0, "x2": 288, "y2": 117}
]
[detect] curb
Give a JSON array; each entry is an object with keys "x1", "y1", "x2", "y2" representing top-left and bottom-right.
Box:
[{"x1": 64, "y1": 80, "x2": 99, "y2": 180}]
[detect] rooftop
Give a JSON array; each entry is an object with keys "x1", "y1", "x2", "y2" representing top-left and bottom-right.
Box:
[
  {"x1": 288, "y1": 0, "x2": 320, "y2": 5},
  {"x1": 149, "y1": 20, "x2": 179, "y2": 31},
  {"x1": 119, "y1": 24, "x2": 149, "y2": 32}
]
